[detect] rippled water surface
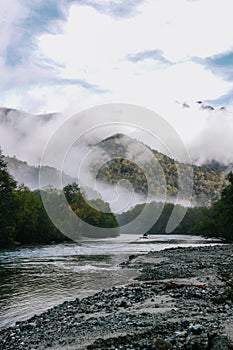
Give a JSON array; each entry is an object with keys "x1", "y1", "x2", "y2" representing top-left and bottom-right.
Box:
[{"x1": 0, "y1": 234, "x2": 218, "y2": 328}]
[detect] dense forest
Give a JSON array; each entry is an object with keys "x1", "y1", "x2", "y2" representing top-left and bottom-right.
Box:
[
  {"x1": 117, "y1": 172, "x2": 233, "y2": 242},
  {"x1": 0, "y1": 150, "x2": 119, "y2": 247},
  {"x1": 117, "y1": 202, "x2": 205, "y2": 236},
  {"x1": 191, "y1": 172, "x2": 233, "y2": 241}
]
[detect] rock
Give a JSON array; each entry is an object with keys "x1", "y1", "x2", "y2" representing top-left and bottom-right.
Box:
[
  {"x1": 1, "y1": 245, "x2": 233, "y2": 350},
  {"x1": 185, "y1": 333, "x2": 209, "y2": 350},
  {"x1": 151, "y1": 338, "x2": 172, "y2": 349},
  {"x1": 119, "y1": 300, "x2": 129, "y2": 308},
  {"x1": 188, "y1": 324, "x2": 204, "y2": 335},
  {"x1": 209, "y1": 334, "x2": 229, "y2": 350},
  {"x1": 129, "y1": 254, "x2": 136, "y2": 260}
]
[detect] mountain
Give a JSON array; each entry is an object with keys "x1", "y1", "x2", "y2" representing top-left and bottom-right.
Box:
[
  {"x1": 0, "y1": 107, "x2": 74, "y2": 189},
  {"x1": 4, "y1": 156, "x2": 107, "y2": 202},
  {"x1": 0, "y1": 107, "x2": 61, "y2": 165},
  {"x1": 4, "y1": 133, "x2": 228, "y2": 206},
  {"x1": 96, "y1": 133, "x2": 227, "y2": 206},
  {"x1": 0, "y1": 107, "x2": 229, "y2": 206},
  {"x1": 0, "y1": 107, "x2": 59, "y2": 123},
  {"x1": 4, "y1": 156, "x2": 74, "y2": 190}
]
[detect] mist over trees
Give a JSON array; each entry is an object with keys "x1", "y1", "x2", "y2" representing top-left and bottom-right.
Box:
[
  {"x1": 117, "y1": 173, "x2": 233, "y2": 242},
  {"x1": 97, "y1": 134, "x2": 226, "y2": 206},
  {"x1": 4, "y1": 133, "x2": 227, "y2": 206},
  {"x1": 1, "y1": 143, "x2": 233, "y2": 248},
  {"x1": 0, "y1": 149, "x2": 67, "y2": 247},
  {"x1": 0, "y1": 150, "x2": 119, "y2": 248},
  {"x1": 117, "y1": 202, "x2": 206, "y2": 236}
]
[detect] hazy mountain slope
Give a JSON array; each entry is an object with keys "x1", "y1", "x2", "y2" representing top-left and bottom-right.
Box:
[
  {"x1": 5, "y1": 156, "x2": 74, "y2": 190},
  {"x1": 97, "y1": 134, "x2": 227, "y2": 206},
  {"x1": 0, "y1": 108, "x2": 230, "y2": 206},
  {"x1": 0, "y1": 107, "x2": 61, "y2": 164}
]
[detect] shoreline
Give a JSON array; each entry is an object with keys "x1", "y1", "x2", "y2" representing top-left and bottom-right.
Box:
[{"x1": 1, "y1": 244, "x2": 233, "y2": 349}]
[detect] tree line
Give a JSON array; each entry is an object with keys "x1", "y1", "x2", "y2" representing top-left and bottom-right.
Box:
[
  {"x1": 0, "y1": 150, "x2": 119, "y2": 248},
  {"x1": 117, "y1": 172, "x2": 233, "y2": 242}
]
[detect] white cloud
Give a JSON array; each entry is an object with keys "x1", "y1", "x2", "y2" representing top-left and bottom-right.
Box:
[
  {"x1": 189, "y1": 107, "x2": 233, "y2": 164},
  {"x1": 27, "y1": 0, "x2": 232, "y2": 115},
  {"x1": 144, "y1": 0, "x2": 233, "y2": 61},
  {"x1": 1, "y1": 0, "x2": 233, "y2": 167}
]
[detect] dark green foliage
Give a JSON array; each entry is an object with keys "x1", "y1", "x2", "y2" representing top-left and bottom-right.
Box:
[
  {"x1": 64, "y1": 183, "x2": 82, "y2": 208},
  {"x1": 0, "y1": 149, "x2": 118, "y2": 247},
  {"x1": 64, "y1": 183, "x2": 119, "y2": 237},
  {"x1": 0, "y1": 150, "x2": 17, "y2": 247},
  {"x1": 118, "y1": 171, "x2": 232, "y2": 239},
  {"x1": 192, "y1": 172, "x2": 233, "y2": 241},
  {"x1": 174, "y1": 206, "x2": 208, "y2": 234},
  {"x1": 14, "y1": 187, "x2": 66, "y2": 245},
  {"x1": 117, "y1": 201, "x2": 205, "y2": 235}
]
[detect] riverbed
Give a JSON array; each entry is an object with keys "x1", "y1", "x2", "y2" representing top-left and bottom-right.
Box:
[{"x1": 0, "y1": 234, "x2": 218, "y2": 329}]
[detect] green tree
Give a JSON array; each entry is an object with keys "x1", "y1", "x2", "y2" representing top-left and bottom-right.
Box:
[
  {"x1": 15, "y1": 186, "x2": 41, "y2": 244},
  {"x1": 64, "y1": 183, "x2": 83, "y2": 209},
  {"x1": 0, "y1": 150, "x2": 17, "y2": 247},
  {"x1": 193, "y1": 172, "x2": 233, "y2": 241},
  {"x1": 64, "y1": 183, "x2": 119, "y2": 237},
  {"x1": 15, "y1": 187, "x2": 67, "y2": 245},
  {"x1": 34, "y1": 190, "x2": 67, "y2": 244},
  {"x1": 175, "y1": 206, "x2": 207, "y2": 234}
]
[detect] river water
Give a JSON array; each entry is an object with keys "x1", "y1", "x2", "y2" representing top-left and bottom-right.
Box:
[{"x1": 0, "y1": 234, "x2": 218, "y2": 329}]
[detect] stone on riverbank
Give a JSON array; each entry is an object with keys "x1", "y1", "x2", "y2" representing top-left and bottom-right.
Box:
[{"x1": 1, "y1": 244, "x2": 233, "y2": 349}]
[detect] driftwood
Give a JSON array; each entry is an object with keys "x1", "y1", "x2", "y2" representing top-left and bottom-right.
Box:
[{"x1": 142, "y1": 280, "x2": 206, "y2": 289}]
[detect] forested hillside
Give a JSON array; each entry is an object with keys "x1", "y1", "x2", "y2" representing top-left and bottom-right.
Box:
[
  {"x1": 97, "y1": 134, "x2": 227, "y2": 206},
  {"x1": 4, "y1": 134, "x2": 228, "y2": 206}
]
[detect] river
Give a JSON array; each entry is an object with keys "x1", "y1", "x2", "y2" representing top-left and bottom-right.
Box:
[{"x1": 0, "y1": 234, "x2": 219, "y2": 329}]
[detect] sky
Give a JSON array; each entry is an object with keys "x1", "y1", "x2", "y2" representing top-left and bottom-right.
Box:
[
  {"x1": 1, "y1": 0, "x2": 233, "y2": 115},
  {"x1": 1, "y1": 0, "x2": 233, "y2": 166}
]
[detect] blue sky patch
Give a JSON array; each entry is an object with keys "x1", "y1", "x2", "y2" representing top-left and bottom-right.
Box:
[
  {"x1": 205, "y1": 91, "x2": 233, "y2": 108},
  {"x1": 211, "y1": 51, "x2": 233, "y2": 67},
  {"x1": 6, "y1": 46, "x2": 22, "y2": 67}
]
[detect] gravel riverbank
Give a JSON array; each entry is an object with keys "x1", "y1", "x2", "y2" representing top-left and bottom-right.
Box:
[{"x1": 1, "y1": 244, "x2": 233, "y2": 349}]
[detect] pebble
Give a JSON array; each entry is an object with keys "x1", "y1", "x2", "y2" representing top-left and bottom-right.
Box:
[{"x1": 1, "y1": 244, "x2": 233, "y2": 349}]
